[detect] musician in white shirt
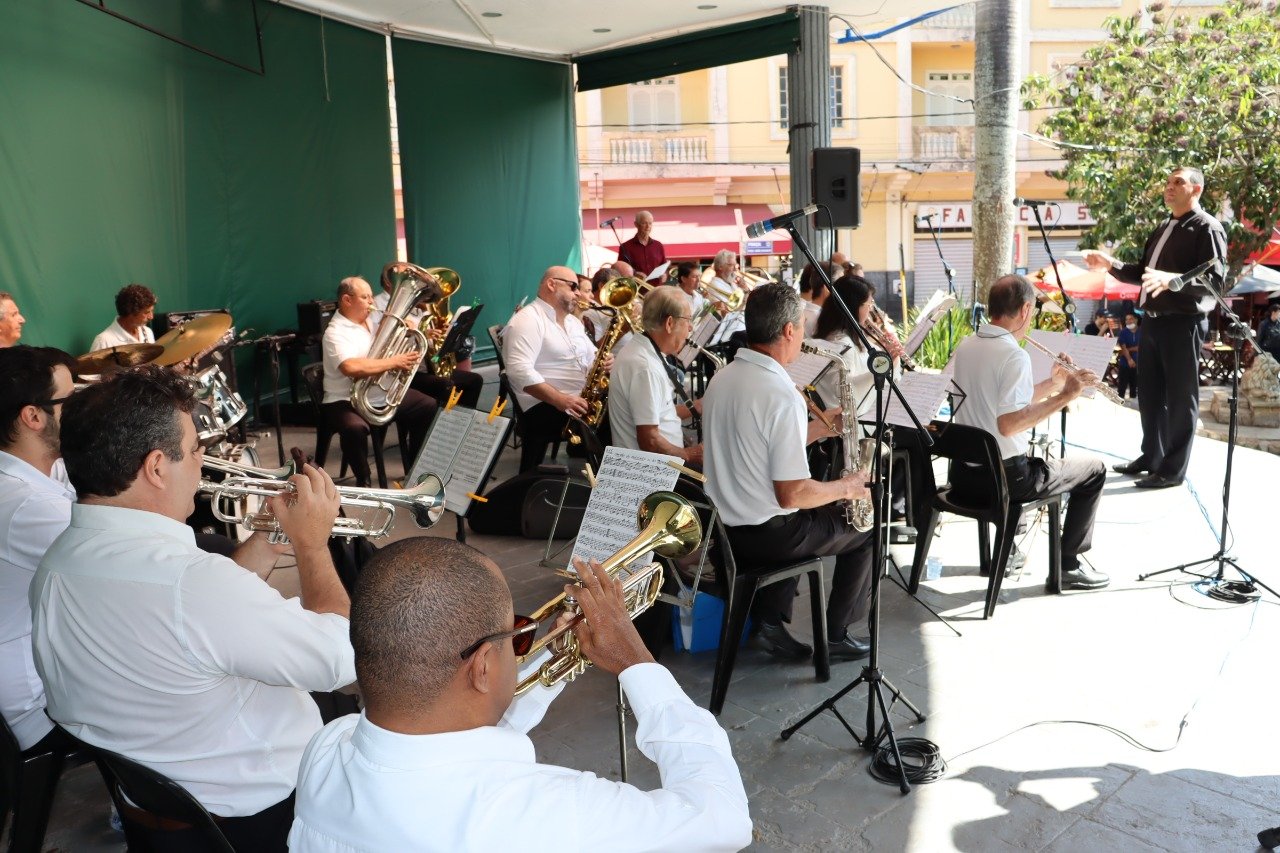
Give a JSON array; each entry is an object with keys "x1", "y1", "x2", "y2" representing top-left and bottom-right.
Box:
[
  {"x1": 31, "y1": 366, "x2": 355, "y2": 851},
  {"x1": 90, "y1": 283, "x2": 157, "y2": 351},
  {"x1": 503, "y1": 265, "x2": 609, "y2": 471},
  {"x1": 608, "y1": 287, "x2": 703, "y2": 467},
  {"x1": 702, "y1": 284, "x2": 874, "y2": 663},
  {"x1": 674, "y1": 261, "x2": 709, "y2": 319},
  {"x1": 708, "y1": 250, "x2": 746, "y2": 345},
  {"x1": 812, "y1": 275, "x2": 905, "y2": 422},
  {"x1": 322, "y1": 276, "x2": 437, "y2": 487},
  {"x1": 290, "y1": 538, "x2": 751, "y2": 853}
]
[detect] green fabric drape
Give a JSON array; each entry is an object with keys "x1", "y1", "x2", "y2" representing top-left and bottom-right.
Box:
[
  {"x1": 392, "y1": 39, "x2": 582, "y2": 360},
  {"x1": 0, "y1": 1, "x2": 394, "y2": 355}
]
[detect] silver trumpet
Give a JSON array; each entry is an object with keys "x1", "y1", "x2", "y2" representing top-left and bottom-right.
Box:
[{"x1": 199, "y1": 467, "x2": 446, "y2": 542}]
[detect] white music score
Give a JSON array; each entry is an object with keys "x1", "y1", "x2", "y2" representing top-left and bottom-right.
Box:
[
  {"x1": 879, "y1": 372, "x2": 953, "y2": 429},
  {"x1": 568, "y1": 446, "x2": 681, "y2": 573},
  {"x1": 788, "y1": 337, "x2": 848, "y2": 389},
  {"x1": 1026, "y1": 330, "x2": 1118, "y2": 399},
  {"x1": 407, "y1": 406, "x2": 512, "y2": 516}
]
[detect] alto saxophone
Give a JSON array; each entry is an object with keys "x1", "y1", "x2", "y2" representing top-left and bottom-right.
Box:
[
  {"x1": 800, "y1": 342, "x2": 876, "y2": 532},
  {"x1": 565, "y1": 277, "x2": 639, "y2": 444}
]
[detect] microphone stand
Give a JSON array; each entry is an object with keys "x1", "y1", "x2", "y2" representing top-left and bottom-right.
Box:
[
  {"x1": 607, "y1": 221, "x2": 629, "y2": 268},
  {"x1": 778, "y1": 222, "x2": 931, "y2": 795},
  {"x1": 1027, "y1": 201, "x2": 1076, "y2": 458},
  {"x1": 922, "y1": 215, "x2": 958, "y2": 358},
  {"x1": 255, "y1": 333, "x2": 295, "y2": 466},
  {"x1": 1137, "y1": 275, "x2": 1276, "y2": 599}
]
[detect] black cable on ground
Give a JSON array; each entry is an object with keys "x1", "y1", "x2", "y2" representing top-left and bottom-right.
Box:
[{"x1": 869, "y1": 737, "x2": 947, "y2": 785}]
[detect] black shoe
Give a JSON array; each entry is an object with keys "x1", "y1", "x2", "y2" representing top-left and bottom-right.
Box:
[
  {"x1": 828, "y1": 633, "x2": 871, "y2": 662},
  {"x1": 1059, "y1": 566, "x2": 1111, "y2": 590},
  {"x1": 748, "y1": 621, "x2": 812, "y2": 661},
  {"x1": 1135, "y1": 474, "x2": 1182, "y2": 489},
  {"x1": 1112, "y1": 458, "x2": 1148, "y2": 475}
]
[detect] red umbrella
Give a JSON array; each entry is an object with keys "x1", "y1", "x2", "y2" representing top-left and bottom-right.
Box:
[{"x1": 1032, "y1": 260, "x2": 1140, "y2": 300}]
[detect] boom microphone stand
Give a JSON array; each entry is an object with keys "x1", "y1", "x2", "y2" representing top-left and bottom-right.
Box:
[
  {"x1": 1025, "y1": 200, "x2": 1075, "y2": 457},
  {"x1": 1138, "y1": 272, "x2": 1277, "y2": 599},
  {"x1": 777, "y1": 217, "x2": 930, "y2": 794},
  {"x1": 921, "y1": 213, "x2": 957, "y2": 357}
]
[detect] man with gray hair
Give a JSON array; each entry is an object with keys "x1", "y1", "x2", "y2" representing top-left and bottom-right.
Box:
[
  {"x1": 702, "y1": 283, "x2": 875, "y2": 663},
  {"x1": 950, "y1": 274, "x2": 1109, "y2": 590},
  {"x1": 0, "y1": 293, "x2": 27, "y2": 348},
  {"x1": 608, "y1": 287, "x2": 703, "y2": 466},
  {"x1": 709, "y1": 250, "x2": 747, "y2": 345},
  {"x1": 617, "y1": 210, "x2": 666, "y2": 278}
]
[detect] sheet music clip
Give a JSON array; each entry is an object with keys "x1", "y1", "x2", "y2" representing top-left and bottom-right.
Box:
[
  {"x1": 487, "y1": 396, "x2": 507, "y2": 422},
  {"x1": 445, "y1": 386, "x2": 464, "y2": 411}
]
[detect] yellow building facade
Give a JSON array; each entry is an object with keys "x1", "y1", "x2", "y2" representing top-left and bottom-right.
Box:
[{"x1": 575, "y1": 0, "x2": 1218, "y2": 313}]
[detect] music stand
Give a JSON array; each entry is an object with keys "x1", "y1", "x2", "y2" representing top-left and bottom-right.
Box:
[{"x1": 431, "y1": 304, "x2": 483, "y2": 374}]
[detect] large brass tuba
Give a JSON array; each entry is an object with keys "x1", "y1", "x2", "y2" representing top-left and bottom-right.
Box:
[
  {"x1": 422, "y1": 267, "x2": 462, "y2": 378},
  {"x1": 565, "y1": 276, "x2": 640, "y2": 444},
  {"x1": 515, "y1": 491, "x2": 702, "y2": 696},
  {"x1": 352, "y1": 263, "x2": 446, "y2": 425}
]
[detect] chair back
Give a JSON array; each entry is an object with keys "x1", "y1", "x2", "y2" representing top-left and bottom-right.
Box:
[
  {"x1": 488, "y1": 325, "x2": 506, "y2": 371},
  {"x1": 668, "y1": 479, "x2": 734, "y2": 594},
  {"x1": 925, "y1": 421, "x2": 1010, "y2": 517},
  {"x1": 0, "y1": 715, "x2": 21, "y2": 809},
  {"x1": 93, "y1": 748, "x2": 234, "y2": 852},
  {"x1": 300, "y1": 362, "x2": 326, "y2": 420}
]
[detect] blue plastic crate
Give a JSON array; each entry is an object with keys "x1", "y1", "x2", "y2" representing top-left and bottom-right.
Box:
[{"x1": 671, "y1": 592, "x2": 751, "y2": 653}]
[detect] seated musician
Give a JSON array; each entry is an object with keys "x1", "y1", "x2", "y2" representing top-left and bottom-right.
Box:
[
  {"x1": 322, "y1": 276, "x2": 437, "y2": 486},
  {"x1": 289, "y1": 538, "x2": 751, "y2": 852},
  {"x1": 812, "y1": 275, "x2": 906, "y2": 425},
  {"x1": 608, "y1": 287, "x2": 703, "y2": 467},
  {"x1": 798, "y1": 262, "x2": 833, "y2": 337},
  {"x1": 708, "y1": 250, "x2": 746, "y2": 346},
  {"x1": 503, "y1": 265, "x2": 608, "y2": 472},
  {"x1": 950, "y1": 274, "x2": 1109, "y2": 590},
  {"x1": 30, "y1": 366, "x2": 355, "y2": 852},
  {"x1": 0, "y1": 292, "x2": 26, "y2": 348},
  {"x1": 90, "y1": 283, "x2": 156, "y2": 351},
  {"x1": 702, "y1": 284, "x2": 874, "y2": 663},
  {"x1": 674, "y1": 261, "x2": 709, "y2": 319}
]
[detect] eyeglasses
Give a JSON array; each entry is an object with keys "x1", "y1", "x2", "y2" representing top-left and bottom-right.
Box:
[
  {"x1": 35, "y1": 394, "x2": 73, "y2": 412},
  {"x1": 551, "y1": 278, "x2": 578, "y2": 288},
  {"x1": 458, "y1": 614, "x2": 538, "y2": 660},
  {"x1": 669, "y1": 314, "x2": 693, "y2": 323}
]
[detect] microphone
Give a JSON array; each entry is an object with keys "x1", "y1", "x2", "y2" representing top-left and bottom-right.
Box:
[
  {"x1": 745, "y1": 204, "x2": 818, "y2": 238},
  {"x1": 1167, "y1": 258, "x2": 1221, "y2": 292},
  {"x1": 600, "y1": 216, "x2": 621, "y2": 227},
  {"x1": 917, "y1": 212, "x2": 936, "y2": 223},
  {"x1": 1013, "y1": 197, "x2": 1050, "y2": 207}
]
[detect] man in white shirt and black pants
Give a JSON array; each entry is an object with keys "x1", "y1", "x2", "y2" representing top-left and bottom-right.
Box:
[
  {"x1": 31, "y1": 366, "x2": 356, "y2": 851},
  {"x1": 702, "y1": 284, "x2": 875, "y2": 662},
  {"x1": 290, "y1": 537, "x2": 752, "y2": 852},
  {"x1": 950, "y1": 274, "x2": 1109, "y2": 590},
  {"x1": 503, "y1": 266, "x2": 609, "y2": 472}
]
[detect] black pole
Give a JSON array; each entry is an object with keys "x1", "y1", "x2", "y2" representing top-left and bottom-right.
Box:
[
  {"x1": 924, "y1": 217, "x2": 957, "y2": 357},
  {"x1": 1027, "y1": 202, "x2": 1075, "y2": 457}
]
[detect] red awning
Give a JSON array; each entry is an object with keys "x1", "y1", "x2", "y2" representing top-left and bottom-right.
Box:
[{"x1": 582, "y1": 205, "x2": 793, "y2": 260}]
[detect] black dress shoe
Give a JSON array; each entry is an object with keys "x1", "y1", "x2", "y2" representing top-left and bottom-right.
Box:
[
  {"x1": 1112, "y1": 458, "x2": 1148, "y2": 475},
  {"x1": 828, "y1": 633, "x2": 871, "y2": 662},
  {"x1": 1059, "y1": 566, "x2": 1111, "y2": 590},
  {"x1": 748, "y1": 621, "x2": 813, "y2": 660},
  {"x1": 1135, "y1": 474, "x2": 1182, "y2": 489}
]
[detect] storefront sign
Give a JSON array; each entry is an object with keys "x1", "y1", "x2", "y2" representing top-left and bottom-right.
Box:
[{"x1": 915, "y1": 202, "x2": 1096, "y2": 232}]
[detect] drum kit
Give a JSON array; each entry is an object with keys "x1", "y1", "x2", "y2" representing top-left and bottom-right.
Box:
[{"x1": 75, "y1": 313, "x2": 248, "y2": 455}]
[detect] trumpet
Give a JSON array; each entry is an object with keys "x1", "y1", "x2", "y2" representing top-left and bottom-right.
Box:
[
  {"x1": 199, "y1": 470, "x2": 445, "y2": 543},
  {"x1": 515, "y1": 491, "x2": 702, "y2": 696},
  {"x1": 1022, "y1": 336, "x2": 1125, "y2": 405}
]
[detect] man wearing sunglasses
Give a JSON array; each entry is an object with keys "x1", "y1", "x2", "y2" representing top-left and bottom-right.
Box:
[{"x1": 290, "y1": 539, "x2": 752, "y2": 852}]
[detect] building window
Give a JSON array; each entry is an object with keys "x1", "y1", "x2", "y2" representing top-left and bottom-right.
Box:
[
  {"x1": 628, "y1": 77, "x2": 680, "y2": 131},
  {"x1": 925, "y1": 71, "x2": 974, "y2": 127},
  {"x1": 778, "y1": 65, "x2": 849, "y2": 130}
]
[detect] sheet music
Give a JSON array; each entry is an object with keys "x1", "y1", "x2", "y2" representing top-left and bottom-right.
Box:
[
  {"x1": 787, "y1": 338, "x2": 847, "y2": 389},
  {"x1": 408, "y1": 408, "x2": 512, "y2": 515},
  {"x1": 568, "y1": 446, "x2": 680, "y2": 572},
  {"x1": 676, "y1": 313, "x2": 723, "y2": 368},
  {"x1": 1026, "y1": 330, "x2": 1117, "y2": 399},
  {"x1": 902, "y1": 290, "x2": 958, "y2": 357},
  {"x1": 882, "y1": 372, "x2": 952, "y2": 428},
  {"x1": 647, "y1": 261, "x2": 671, "y2": 282},
  {"x1": 408, "y1": 407, "x2": 470, "y2": 489}
]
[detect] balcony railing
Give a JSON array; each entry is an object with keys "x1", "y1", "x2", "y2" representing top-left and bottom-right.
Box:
[
  {"x1": 918, "y1": 5, "x2": 975, "y2": 29},
  {"x1": 608, "y1": 135, "x2": 708, "y2": 164},
  {"x1": 914, "y1": 125, "x2": 975, "y2": 162}
]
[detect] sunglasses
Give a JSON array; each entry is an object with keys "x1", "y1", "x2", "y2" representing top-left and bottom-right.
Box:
[{"x1": 458, "y1": 614, "x2": 538, "y2": 660}]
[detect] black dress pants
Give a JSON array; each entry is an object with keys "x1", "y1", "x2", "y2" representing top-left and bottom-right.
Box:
[
  {"x1": 518, "y1": 402, "x2": 570, "y2": 473},
  {"x1": 322, "y1": 389, "x2": 436, "y2": 486},
  {"x1": 411, "y1": 368, "x2": 484, "y2": 409},
  {"x1": 726, "y1": 505, "x2": 874, "y2": 641},
  {"x1": 1135, "y1": 313, "x2": 1206, "y2": 480}
]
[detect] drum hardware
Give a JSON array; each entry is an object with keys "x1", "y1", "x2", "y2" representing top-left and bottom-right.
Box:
[{"x1": 75, "y1": 343, "x2": 164, "y2": 375}]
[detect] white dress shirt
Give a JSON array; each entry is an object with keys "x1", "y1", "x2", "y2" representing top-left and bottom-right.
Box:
[
  {"x1": 0, "y1": 451, "x2": 74, "y2": 751},
  {"x1": 30, "y1": 503, "x2": 355, "y2": 816},
  {"x1": 683, "y1": 287, "x2": 709, "y2": 319},
  {"x1": 802, "y1": 301, "x2": 821, "y2": 337},
  {"x1": 951, "y1": 323, "x2": 1034, "y2": 460},
  {"x1": 322, "y1": 311, "x2": 379, "y2": 406},
  {"x1": 502, "y1": 299, "x2": 596, "y2": 412},
  {"x1": 703, "y1": 348, "x2": 811, "y2": 527},
  {"x1": 90, "y1": 319, "x2": 155, "y2": 352},
  {"x1": 288, "y1": 663, "x2": 751, "y2": 853},
  {"x1": 709, "y1": 278, "x2": 745, "y2": 345},
  {"x1": 608, "y1": 334, "x2": 684, "y2": 451},
  {"x1": 371, "y1": 289, "x2": 426, "y2": 331}
]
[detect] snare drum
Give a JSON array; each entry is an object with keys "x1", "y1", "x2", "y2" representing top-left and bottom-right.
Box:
[{"x1": 192, "y1": 366, "x2": 247, "y2": 430}]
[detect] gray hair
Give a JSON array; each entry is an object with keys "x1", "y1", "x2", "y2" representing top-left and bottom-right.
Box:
[
  {"x1": 641, "y1": 286, "x2": 690, "y2": 330},
  {"x1": 986, "y1": 274, "x2": 1038, "y2": 320},
  {"x1": 0, "y1": 292, "x2": 13, "y2": 317},
  {"x1": 337, "y1": 276, "x2": 368, "y2": 300},
  {"x1": 745, "y1": 283, "x2": 804, "y2": 345},
  {"x1": 634, "y1": 210, "x2": 653, "y2": 225},
  {"x1": 713, "y1": 249, "x2": 736, "y2": 274}
]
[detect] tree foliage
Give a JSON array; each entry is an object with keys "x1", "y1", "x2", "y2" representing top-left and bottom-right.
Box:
[{"x1": 1022, "y1": 0, "x2": 1280, "y2": 273}]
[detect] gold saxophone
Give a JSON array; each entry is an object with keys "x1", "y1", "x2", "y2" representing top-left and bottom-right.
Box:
[
  {"x1": 801, "y1": 342, "x2": 876, "y2": 532},
  {"x1": 565, "y1": 276, "x2": 639, "y2": 445}
]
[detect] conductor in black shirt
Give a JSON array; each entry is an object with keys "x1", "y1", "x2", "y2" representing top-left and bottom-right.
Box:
[{"x1": 1083, "y1": 166, "x2": 1227, "y2": 489}]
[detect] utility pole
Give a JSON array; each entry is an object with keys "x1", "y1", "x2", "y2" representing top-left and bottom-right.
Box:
[{"x1": 972, "y1": 0, "x2": 1021, "y2": 303}]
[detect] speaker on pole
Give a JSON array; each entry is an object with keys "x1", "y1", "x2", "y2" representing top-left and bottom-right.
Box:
[{"x1": 811, "y1": 147, "x2": 861, "y2": 229}]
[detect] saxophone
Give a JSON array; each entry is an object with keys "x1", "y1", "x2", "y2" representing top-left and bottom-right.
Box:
[
  {"x1": 565, "y1": 277, "x2": 639, "y2": 445},
  {"x1": 800, "y1": 342, "x2": 876, "y2": 531}
]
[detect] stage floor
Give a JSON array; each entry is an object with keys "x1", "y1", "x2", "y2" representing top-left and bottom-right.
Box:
[{"x1": 42, "y1": 375, "x2": 1280, "y2": 852}]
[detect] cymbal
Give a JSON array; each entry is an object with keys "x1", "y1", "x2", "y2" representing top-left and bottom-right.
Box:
[
  {"x1": 76, "y1": 343, "x2": 164, "y2": 374},
  {"x1": 154, "y1": 313, "x2": 232, "y2": 365}
]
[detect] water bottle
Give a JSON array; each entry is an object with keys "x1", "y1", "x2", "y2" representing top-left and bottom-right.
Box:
[{"x1": 925, "y1": 555, "x2": 943, "y2": 581}]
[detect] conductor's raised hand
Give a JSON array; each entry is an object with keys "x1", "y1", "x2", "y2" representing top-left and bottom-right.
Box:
[
  {"x1": 568, "y1": 558, "x2": 654, "y2": 677},
  {"x1": 270, "y1": 463, "x2": 340, "y2": 552},
  {"x1": 1081, "y1": 249, "x2": 1117, "y2": 272}
]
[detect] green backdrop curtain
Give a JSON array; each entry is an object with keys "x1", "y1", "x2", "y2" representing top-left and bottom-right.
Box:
[
  {"x1": 0, "y1": 0, "x2": 395, "y2": 355},
  {"x1": 392, "y1": 39, "x2": 582, "y2": 360}
]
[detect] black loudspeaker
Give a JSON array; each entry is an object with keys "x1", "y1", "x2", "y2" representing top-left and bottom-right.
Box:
[{"x1": 811, "y1": 147, "x2": 861, "y2": 229}]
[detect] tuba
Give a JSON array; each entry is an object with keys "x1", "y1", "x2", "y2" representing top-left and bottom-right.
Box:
[
  {"x1": 800, "y1": 343, "x2": 876, "y2": 531},
  {"x1": 515, "y1": 491, "x2": 702, "y2": 696},
  {"x1": 422, "y1": 267, "x2": 462, "y2": 378},
  {"x1": 352, "y1": 263, "x2": 446, "y2": 425},
  {"x1": 565, "y1": 276, "x2": 639, "y2": 444}
]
